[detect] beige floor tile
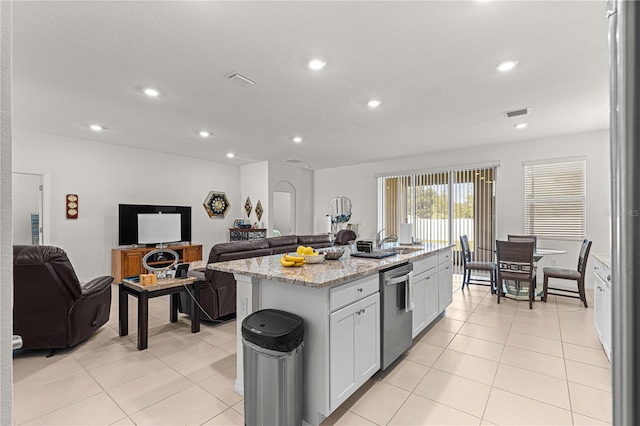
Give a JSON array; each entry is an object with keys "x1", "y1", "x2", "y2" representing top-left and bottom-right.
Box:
[
  {"x1": 321, "y1": 407, "x2": 377, "y2": 426},
  {"x1": 195, "y1": 328, "x2": 237, "y2": 347},
  {"x1": 493, "y1": 364, "x2": 570, "y2": 410},
  {"x1": 509, "y1": 317, "x2": 562, "y2": 341},
  {"x1": 145, "y1": 335, "x2": 216, "y2": 365},
  {"x1": 483, "y1": 388, "x2": 573, "y2": 425},
  {"x1": 506, "y1": 331, "x2": 564, "y2": 358},
  {"x1": 563, "y1": 342, "x2": 610, "y2": 368},
  {"x1": 231, "y1": 400, "x2": 244, "y2": 416},
  {"x1": 202, "y1": 407, "x2": 245, "y2": 426},
  {"x1": 404, "y1": 341, "x2": 445, "y2": 367},
  {"x1": 88, "y1": 351, "x2": 166, "y2": 390},
  {"x1": 347, "y1": 380, "x2": 410, "y2": 425},
  {"x1": 418, "y1": 328, "x2": 456, "y2": 348},
  {"x1": 109, "y1": 417, "x2": 136, "y2": 425},
  {"x1": 73, "y1": 343, "x2": 140, "y2": 371},
  {"x1": 466, "y1": 312, "x2": 512, "y2": 330},
  {"x1": 22, "y1": 392, "x2": 125, "y2": 425},
  {"x1": 129, "y1": 385, "x2": 228, "y2": 425},
  {"x1": 480, "y1": 420, "x2": 498, "y2": 426},
  {"x1": 500, "y1": 345, "x2": 566, "y2": 380},
  {"x1": 448, "y1": 300, "x2": 478, "y2": 312},
  {"x1": 379, "y1": 358, "x2": 430, "y2": 392},
  {"x1": 571, "y1": 412, "x2": 611, "y2": 425},
  {"x1": 458, "y1": 322, "x2": 509, "y2": 344},
  {"x1": 13, "y1": 371, "x2": 103, "y2": 425},
  {"x1": 432, "y1": 349, "x2": 498, "y2": 385},
  {"x1": 171, "y1": 346, "x2": 237, "y2": 382},
  {"x1": 444, "y1": 308, "x2": 473, "y2": 322},
  {"x1": 216, "y1": 339, "x2": 238, "y2": 354},
  {"x1": 13, "y1": 354, "x2": 86, "y2": 395},
  {"x1": 414, "y1": 369, "x2": 491, "y2": 418},
  {"x1": 431, "y1": 317, "x2": 465, "y2": 334},
  {"x1": 560, "y1": 318, "x2": 599, "y2": 336},
  {"x1": 473, "y1": 303, "x2": 518, "y2": 319},
  {"x1": 106, "y1": 367, "x2": 193, "y2": 415},
  {"x1": 561, "y1": 329, "x2": 603, "y2": 350},
  {"x1": 198, "y1": 364, "x2": 243, "y2": 406},
  {"x1": 447, "y1": 334, "x2": 504, "y2": 362},
  {"x1": 565, "y1": 360, "x2": 612, "y2": 392},
  {"x1": 388, "y1": 393, "x2": 481, "y2": 425},
  {"x1": 569, "y1": 382, "x2": 613, "y2": 423}
]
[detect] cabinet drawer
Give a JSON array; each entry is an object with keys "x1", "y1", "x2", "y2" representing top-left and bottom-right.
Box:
[
  {"x1": 593, "y1": 260, "x2": 611, "y2": 284},
  {"x1": 412, "y1": 254, "x2": 438, "y2": 276},
  {"x1": 438, "y1": 248, "x2": 452, "y2": 265},
  {"x1": 330, "y1": 276, "x2": 379, "y2": 312}
]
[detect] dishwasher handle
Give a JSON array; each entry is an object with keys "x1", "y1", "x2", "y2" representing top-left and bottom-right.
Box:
[
  {"x1": 385, "y1": 274, "x2": 411, "y2": 286},
  {"x1": 405, "y1": 271, "x2": 414, "y2": 312}
]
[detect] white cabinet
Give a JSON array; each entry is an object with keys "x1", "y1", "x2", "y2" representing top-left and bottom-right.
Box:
[
  {"x1": 412, "y1": 267, "x2": 439, "y2": 338},
  {"x1": 593, "y1": 257, "x2": 611, "y2": 361},
  {"x1": 438, "y1": 250, "x2": 453, "y2": 313},
  {"x1": 330, "y1": 291, "x2": 380, "y2": 411}
]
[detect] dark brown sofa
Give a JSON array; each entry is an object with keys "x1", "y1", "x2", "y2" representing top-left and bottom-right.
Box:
[
  {"x1": 180, "y1": 234, "x2": 332, "y2": 321},
  {"x1": 13, "y1": 245, "x2": 113, "y2": 350}
]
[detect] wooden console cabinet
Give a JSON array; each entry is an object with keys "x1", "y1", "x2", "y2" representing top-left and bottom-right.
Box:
[{"x1": 111, "y1": 244, "x2": 203, "y2": 284}]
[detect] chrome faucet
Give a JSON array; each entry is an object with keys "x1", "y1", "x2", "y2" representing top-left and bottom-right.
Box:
[{"x1": 376, "y1": 228, "x2": 398, "y2": 248}]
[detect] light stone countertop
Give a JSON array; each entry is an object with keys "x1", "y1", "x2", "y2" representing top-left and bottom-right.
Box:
[{"x1": 207, "y1": 243, "x2": 453, "y2": 289}]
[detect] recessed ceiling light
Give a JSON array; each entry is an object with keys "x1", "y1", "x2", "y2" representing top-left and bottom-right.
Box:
[
  {"x1": 143, "y1": 87, "x2": 161, "y2": 97},
  {"x1": 292, "y1": 136, "x2": 302, "y2": 143},
  {"x1": 497, "y1": 61, "x2": 518, "y2": 72},
  {"x1": 367, "y1": 99, "x2": 382, "y2": 108},
  {"x1": 308, "y1": 59, "x2": 326, "y2": 70},
  {"x1": 89, "y1": 124, "x2": 104, "y2": 132},
  {"x1": 198, "y1": 131, "x2": 211, "y2": 138},
  {"x1": 226, "y1": 152, "x2": 235, "y2": 158},
  {"x1": 515, "y1": 123, "x2": 528, "y2": 129}
]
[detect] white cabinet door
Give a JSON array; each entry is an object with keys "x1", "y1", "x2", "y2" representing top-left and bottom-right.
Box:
[
  {"x1": 330, "y1": 292, "x2": 380, "y2": 411},
  {"x1": 603, "y1": 281, "x2": 612, "y2": 360},
  {"x1": 412, "y1": 273, "x2": 427, "y2": 339},
  {"x1": 593, "y1": 272, "x2": 605, "y2": 342},
  {"x1": 355, "y1": 293, "x2": 380, "y2": 382},
  {"x1": 438, "y1": 262, "x2": 453, "y2": 313},
  {"x1": 425, "y1": 271, "x2": 439, "y2": 325}
]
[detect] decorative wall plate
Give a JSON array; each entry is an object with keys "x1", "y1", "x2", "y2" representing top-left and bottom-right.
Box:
[
  {"x1": 255, "y1": 200, "x2": 263, "y2": 221},
  {"x1": 203, "y1": 191, "x2": 230, "y2": 218},
  {"x1": 66, "y1": 194, "x2": 78, "y2": 219},
  {"x1": 244, "y1": 197, "x2": 252, "y2": 218}
]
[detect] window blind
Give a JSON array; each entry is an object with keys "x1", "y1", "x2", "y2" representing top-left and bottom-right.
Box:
[{"x1": 524, "y1": 159, "x2": 586, "y2": 240}]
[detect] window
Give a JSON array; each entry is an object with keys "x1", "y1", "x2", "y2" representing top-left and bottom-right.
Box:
[{"x1": 524, "y1": 159, "x2": 586, "y2": 240}]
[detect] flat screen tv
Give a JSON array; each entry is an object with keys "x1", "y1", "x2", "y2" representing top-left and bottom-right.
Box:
[{"x1": 118, "y1": 204, "x2": 192, "y2": 246}]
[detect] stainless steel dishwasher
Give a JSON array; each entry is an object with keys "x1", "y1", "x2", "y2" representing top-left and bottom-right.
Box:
[{"x1": 379, "y1": 262, "x2": 414, "y2": 370}]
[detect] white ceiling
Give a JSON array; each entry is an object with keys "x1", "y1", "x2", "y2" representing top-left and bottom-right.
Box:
[{"x1": 12, "y1": 1, "x2": 609, "y2": 170}]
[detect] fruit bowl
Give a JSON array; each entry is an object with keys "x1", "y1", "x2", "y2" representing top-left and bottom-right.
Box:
[
  {"x1": 302, "y1": 253, "x2": 325, "y2": 264},
  {"x1": 323, "y1": 247, "x2": 346, "y2": 260}
]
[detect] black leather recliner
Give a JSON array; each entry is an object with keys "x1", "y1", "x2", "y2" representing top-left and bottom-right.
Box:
[{"x1": 13, "y1": 245, "x2": 113, "y2": 350}]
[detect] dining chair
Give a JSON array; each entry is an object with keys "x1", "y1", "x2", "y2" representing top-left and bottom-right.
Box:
[
  {"x1": 542, "y1": 239, "x2": 592, "y2": 307},
  {"x1": 496, "y1": 240, "x2": 536, "y2": 309},
  {"x1": 460, "y1": 235, "x2": 497, "y2": 293},
  {"x1": 507, "y1": 234, "x2": 538, "y2": 250}
]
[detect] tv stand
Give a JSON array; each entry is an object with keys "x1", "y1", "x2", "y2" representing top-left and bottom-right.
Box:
[{"x1": 111, "y1": 244, "x2": 203, "y2": 284}]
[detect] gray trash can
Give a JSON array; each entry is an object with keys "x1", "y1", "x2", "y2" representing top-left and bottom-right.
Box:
[{"x1": 242, "y1": 309, "x2": 304, "y2": 426}]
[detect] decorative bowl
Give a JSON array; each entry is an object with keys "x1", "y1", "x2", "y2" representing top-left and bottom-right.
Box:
[
  {"x1": 323, "y1": 247, "x2": 346, "y2": 260},
  {"x1": 303, "y1": 253, "x2": 326, "y2": 264}
]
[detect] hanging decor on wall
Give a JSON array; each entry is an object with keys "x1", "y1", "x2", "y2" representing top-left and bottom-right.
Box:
[
  {"x1": 255, "y1": 200, "x2": 264, "y2": 221},
  {"x1": 203, "y1": 191, "x2": 230, "y2": 218},
  {"x1": 244, "y1": 196, "x2": 253, "y2": 218},
  {"x1": 329, "y1": 195, "x2": 352, "y2": 233},
  {"x1": 66, "y1": 194, "x2": 78, "y2": 219}
]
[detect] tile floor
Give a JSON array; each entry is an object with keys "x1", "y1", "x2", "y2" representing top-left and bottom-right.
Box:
[{"x1": 12, "y1": 276, "x2": 612, "y2": 425}]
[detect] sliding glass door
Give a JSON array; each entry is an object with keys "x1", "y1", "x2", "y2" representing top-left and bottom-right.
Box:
[{"x1": 378, "y1": 165, "x2": 496, "y2": 272}]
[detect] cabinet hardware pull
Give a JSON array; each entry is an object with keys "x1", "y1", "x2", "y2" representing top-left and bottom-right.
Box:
[
  {"x1": 607, "y1": 275, "x2": 611, "y2": 281},
  {"x1": 357, "y1": 288, "x2": 363, "y2": 292}
]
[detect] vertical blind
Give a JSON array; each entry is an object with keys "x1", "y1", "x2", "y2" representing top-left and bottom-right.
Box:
[
  {"x1": 378, "y1": 165, "x2": 497, "y2": 269},
  {"x1": 524, "y1": 159, "x2": 586, "y2": 240}
]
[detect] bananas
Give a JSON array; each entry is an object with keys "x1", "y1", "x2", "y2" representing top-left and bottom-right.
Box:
[{"x1": 280, "y1": 253, "x2": 306, "y2": 267}]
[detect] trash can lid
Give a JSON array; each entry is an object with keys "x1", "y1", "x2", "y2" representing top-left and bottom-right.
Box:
[{"x1": 241, "y1": 309, "x2": 304, "y2": 352}]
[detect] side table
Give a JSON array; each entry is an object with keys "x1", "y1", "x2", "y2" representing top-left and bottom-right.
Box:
[{"x1": 119, "y1": 276, "x2": 199, "y2": 350}]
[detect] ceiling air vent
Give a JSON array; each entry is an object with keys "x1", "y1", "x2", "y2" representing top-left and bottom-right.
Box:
[
  {"x1": 226, "y1": 72, "x2": 257, "y2": 87},
  {"x1": 285, "y1": 159, "x2": 303, "y2": 164},
  {"x1": 504, "y1": 107, "x2": 530, "y2": 118}
]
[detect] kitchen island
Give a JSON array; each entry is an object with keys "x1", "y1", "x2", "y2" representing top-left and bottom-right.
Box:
[{"x1": 208, "y1": 243, "x2": 454, "y2": 426}]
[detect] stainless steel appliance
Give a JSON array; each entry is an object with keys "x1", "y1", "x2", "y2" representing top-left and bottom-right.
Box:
[{"x1": 379, "y1": 262, "x2": 414, "y2": 370}]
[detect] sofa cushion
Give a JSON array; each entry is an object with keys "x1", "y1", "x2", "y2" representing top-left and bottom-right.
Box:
[
  {"x1": 267, "y1": 235, "x2": 299, "y2": 248},
  {"x1": 270, "y1": 244, "x2": 299, "y2": 255},
  {"x1": 208, "y1": 240, "x2": 270, "y2": 262},
  {"x1": 297, "y1": 234, "x2": 331, "y2": 246},
  {"x1": 217, "y1": 248, "x2": 274, "y2": 262}
]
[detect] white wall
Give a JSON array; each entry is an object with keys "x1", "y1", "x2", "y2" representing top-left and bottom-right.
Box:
[
  {"x1": 12, "y1": 173, "x2": 41, "y2": 245},
  {"x1": 314, "y1": 130, "x2": 611, "y2": 279},
  {"x1": 13, "y1": 128, "x2": 241, "y2": 281},
  {"x1": 240, "y1": 161, "x2": 269, "y2": 232}
]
